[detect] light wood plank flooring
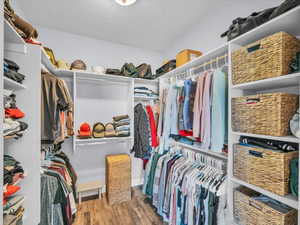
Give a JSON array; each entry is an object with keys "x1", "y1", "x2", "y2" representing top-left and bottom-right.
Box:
[{"x1": 73, "y1": 187, "x2": 164, "y2": 225}]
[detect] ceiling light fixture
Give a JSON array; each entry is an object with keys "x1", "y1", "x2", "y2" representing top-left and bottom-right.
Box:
[{"x1": 115, "y1": 0, "x2": 136, "y2": 6}]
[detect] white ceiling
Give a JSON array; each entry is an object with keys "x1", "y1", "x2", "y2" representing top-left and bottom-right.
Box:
[{"x1": 17, "y1": 0, "x2": 280, "y2": 52}]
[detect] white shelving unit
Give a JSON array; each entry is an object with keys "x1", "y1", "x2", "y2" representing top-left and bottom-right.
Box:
[
  {"x1": 3, "y1": 77, "x2": 27, "y2": 90},
  {"x1": 2, "y1": 14, "x2": 42, "y2": 225},
  {"x1": 227, "y1": 6, "x2": 300, "y2": 224},
  {"x1": 134, "y1": 96, "x2": 159, "y2": 101},
  {"x1": 4, "y1": 20, "x2": 27, "y2": 54},
  {"x1": 76, "y1": 137, "x2": 133, "y2": 147},
  {"x1": 158, "y1": 6, "x2": 300, "y2": 224}
]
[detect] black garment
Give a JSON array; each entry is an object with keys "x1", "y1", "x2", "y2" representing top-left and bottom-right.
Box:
[{"x1": 131, "y1": 103, "x2": 151, "y2": 159}]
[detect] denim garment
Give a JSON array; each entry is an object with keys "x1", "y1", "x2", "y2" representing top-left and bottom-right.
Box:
[
  {"x1": 183, "y1": 80, "x2": 196, "y2": 130},
  {"x1": 211, "y1": 69, "x2": 228, "y2": 152}
]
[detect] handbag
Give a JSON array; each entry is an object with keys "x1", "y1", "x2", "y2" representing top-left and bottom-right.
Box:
[
  {"x1": 154, "y1": 60, "x2": 176, "y2": 78},
  {"x1": 136, "y1": 64, "x2": 153, "y2": 79},
  {"x1": 221, "y1": 7, "x2": 276, "y2": 41},
  {"x1": 269, "y1": 0, "x2": 300, "y2": 20}
]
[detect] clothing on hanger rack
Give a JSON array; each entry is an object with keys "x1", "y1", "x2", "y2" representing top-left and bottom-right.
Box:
[
  {"x1": 132, "y1": 103, "x2": 159, "y2": 162},
  {"x1": 41, "y1": 71, "x2": 74, "y2": 145},
  {"x1": 143, "y1": 146, "x2": 227, "y2": 225},
  {"x1": 40, "y1": 149, "x2": 77, "y2": 225},
  {"x1": 159, "y1": 55, "x2": 228, "y2": 153}
]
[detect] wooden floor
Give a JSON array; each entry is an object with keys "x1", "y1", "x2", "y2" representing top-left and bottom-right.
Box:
[{"x1": 73, "y1": 187, "x2": 165, "y2": 225}]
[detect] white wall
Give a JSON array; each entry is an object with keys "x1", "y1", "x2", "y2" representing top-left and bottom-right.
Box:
[
  {"x1": 163, "y1": 0, "x2": 283, "y2": 59},
  {"x1": 37, "y1": 26, "x2": 163, "y2": 71}
]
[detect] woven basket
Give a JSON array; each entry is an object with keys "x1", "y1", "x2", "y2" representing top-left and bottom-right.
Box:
[
  {"x1": 106, "y1": 154, "x2": 131, "y2": 205},
  {"x1": 234, "y1": 187, "x2": 298, "y2": 225},
  {"x1": 232, "y1": 93, "x2": 298, "y2": 136},
  {"x1": 234, "y1": 144, "x2": 298, "y2": 196},
  {"x1": 232, "y1": 32, "x2": 300, "y2": 85}
]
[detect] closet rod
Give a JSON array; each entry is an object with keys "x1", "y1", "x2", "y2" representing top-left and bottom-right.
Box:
[{"x1": 168, "y1": 53, "x2": 228, "y2": 83}]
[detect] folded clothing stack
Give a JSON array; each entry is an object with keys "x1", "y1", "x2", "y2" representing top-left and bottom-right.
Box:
[
  {"x1": 134, "y1": 87, "x2": 158, "y2": 98},
  {"x1": 3, "y1": 89, "x2": 28, "y2": 139},
  {"x1": 113, "y1": 114, "x2": 131, "y2": 137},
  {"x1": 3, "y1": 155, "x2": 25, "y2": 225},
  {"x1": 4, "y1": 59, "x2": 26, "y2": 84}
]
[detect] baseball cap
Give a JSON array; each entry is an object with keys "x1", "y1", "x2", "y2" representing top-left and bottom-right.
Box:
[
  {"x1": 78, "y1": 122, "x2": 91, "y2": 138},
  {"x1": 92, "y1": 122, "x2": 105, "y2": 138}
]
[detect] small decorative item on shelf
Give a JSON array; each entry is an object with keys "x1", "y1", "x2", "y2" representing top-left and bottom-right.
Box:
[
  {"x1": 232, "y1": 32, "x2": 300, "y2": 85},
  {"x1": 232, "y1": 93, "x2": 299, "y2": 136}
]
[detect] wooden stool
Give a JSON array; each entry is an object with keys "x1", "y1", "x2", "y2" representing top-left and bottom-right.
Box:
[{"x1": 76, "y1": 181, "x2": 104, "y2": 204}]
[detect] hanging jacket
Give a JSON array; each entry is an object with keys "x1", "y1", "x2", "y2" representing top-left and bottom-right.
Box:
[{"x1": 131, "y1": 103, "x2": 151, "y2": 159}]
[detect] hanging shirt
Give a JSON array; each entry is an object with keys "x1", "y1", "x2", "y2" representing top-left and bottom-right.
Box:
[
  {"x1": 193, "y1": 73, "x2": 206, "y2": 138},
  {"x1": 199, "y1": 71, "x2": 213, "y2": 149},
  {"x1": 211, "y1": 69, "x2": 228, "y2": 152},
  {"x1": 146, "y1": 105, "x2": 159, "y2": 147},
  {"x1": 183, "y1": 80, "x2": 196, "y2": 130}
]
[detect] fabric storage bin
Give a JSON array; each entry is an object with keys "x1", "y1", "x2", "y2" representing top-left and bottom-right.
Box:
[
  {"x1": 234, "y1": 187, "x2": 297, "y2": 225},
  {"x1": 176, "y1": 49, "x2": 202, "y2": 67},
  {"x1": 232, "y1": 32, "x2": 300, "y2": 85},
  {"x1": 232, "y1": 93, "x2": 298, "y2": 136},
  {"x1": 234, "y1": 144, "x2": 298, "y2": 196},
  {"x1": 106, "y1": 154, "x2": 131, "y2": 205}
]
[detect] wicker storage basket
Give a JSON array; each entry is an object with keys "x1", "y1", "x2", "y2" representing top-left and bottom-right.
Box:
[
  {"x1": 232, "y1": 93, "x2": 298, "y2": 136},
  {"x1": 232, "y1": 32, "x2": 300, "y2": 85},
  {"x1": 106, "y1": 154, "x2": 131, "y2": 205},
  {"x1": 234, "y1": 144, "x2": 298, "y2": 196},
  {"x1": 234, "y1": 187, "x2": 297, "y2": 225}
]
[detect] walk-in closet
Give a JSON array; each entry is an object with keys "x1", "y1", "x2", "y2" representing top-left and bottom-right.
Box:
[{"x1": 1, "y1": 0, "x2": 300, "y2": 225}]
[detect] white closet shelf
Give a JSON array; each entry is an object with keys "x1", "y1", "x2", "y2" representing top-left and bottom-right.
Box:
[
  {"x1": 4, "y1": 20, "x2": 27, "y2": 54},
  {"x1": 173, "y1": 141, "x2": 228, "y2": 160},
  {"x1": 76, "y1": 71, "x2": 133, "y2": 83},
  {"x1": 232, "y1": 73, "x2": 300, "y2": 91},
  {"x1": 232, "y1": 132, "x2": 299, "y2": 143},
  {"x1": 134, "y1": 96, "x2": 159, "y2": 101},
  {"x1": 231, "y1": 177, "x2": 298, "y2": 209},
  {"x1": 159, "y1": 43, "x2": 228, "y2": 80},
  {"x1": 230, "y1": 6, "x2": 300, "y2": 46},
  {"x1": 4, "y1": 77, "x2": 27, "y2": 90},
  {"x1": 75, "y1": 137, "x2": 133, "y2": 146},
  {"x1": 134, "y1": 78, "x2": 159, "y2": 85}
]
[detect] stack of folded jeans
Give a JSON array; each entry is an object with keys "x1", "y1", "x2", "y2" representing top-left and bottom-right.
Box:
[
  {"x1": 4, "y1": 59, "x2": 26, "y2": 84},
  {"x1": 134, "y1": 87, "x2": 158, "y2": 98},
  {"x1": 113, "y1": 114, "x2": 131, "y2": 137},
  {"x1": 3, "y1": 89, "x2": 28, "y2": 139},
  {"x1": 3, "y1": 155, "x2": 25, "y2": 225}
]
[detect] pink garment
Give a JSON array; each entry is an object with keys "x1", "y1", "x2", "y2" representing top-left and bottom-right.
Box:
[
  {"x1": 193, "y1": 73, "x2": 206, "y2": 138},
  {"x1": 200, "y1": 72, "x2": 213, "y2": 149}
]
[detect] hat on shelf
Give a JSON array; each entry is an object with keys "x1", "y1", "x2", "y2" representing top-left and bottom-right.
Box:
[
  {"x1": 104, "y1": 123, "x2": 116, "y2": 137},
  {"x1": 92, "y1": 122, "x2": 105, "y2": 138},
  {"x1": 91, "y1": 66, "x2": 105, "y2": 74},
  {"x1": 70, "y1": 59, "x2": 87, "y2": 71},
  {"x1": 78, "y1": 122, "x2": 91, "y2": 139}
]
